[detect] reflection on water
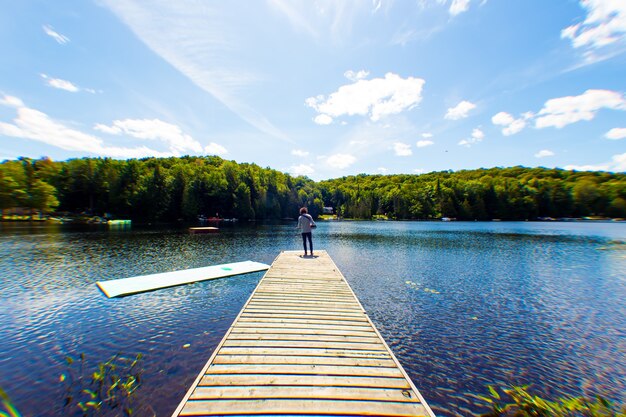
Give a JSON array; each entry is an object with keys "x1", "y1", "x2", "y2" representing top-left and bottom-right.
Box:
[{"x1": 0, "y1": 221, "x2": 625, "y2": 416}]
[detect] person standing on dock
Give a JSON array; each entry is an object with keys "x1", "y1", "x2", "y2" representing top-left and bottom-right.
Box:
[{"x1": 297, "y1": 207, "x2": 316, "y2": 257}]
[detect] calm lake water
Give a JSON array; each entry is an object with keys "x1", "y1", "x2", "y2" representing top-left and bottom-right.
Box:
[{"x1": 1, "y1": 220, "x2": 625, "y2": 417}]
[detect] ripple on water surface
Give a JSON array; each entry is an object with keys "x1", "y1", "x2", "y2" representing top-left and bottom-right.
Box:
[{"x1": 1, "y1": 221, "x2": 625, "y2": 417}]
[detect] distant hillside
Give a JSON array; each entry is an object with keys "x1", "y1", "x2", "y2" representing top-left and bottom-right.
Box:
[
  {"x1": 1, "y1": 157, "x2": 625, "y2": 221},
  {"x1": 318, "y1": 166, "x2": 626, "y2": 220}
]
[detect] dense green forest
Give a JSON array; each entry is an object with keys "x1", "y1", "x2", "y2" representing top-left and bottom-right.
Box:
[{"x1": 1, "y1": 156, "x2": 625, "y2": 222}]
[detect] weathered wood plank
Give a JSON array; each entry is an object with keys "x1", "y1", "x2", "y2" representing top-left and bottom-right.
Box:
[
  {"x1": 233, "y1": 321, "x2": 374, "y2": 331},
  {"x1": 172, "y1": 250, "x2": 435, "y2": 417},
  {"x1": 190, "y1": 386, "x2": 420, "y2": 402},
  {"x1": 240, "y1": 312, "x2": 368, "y2": 321},
  {"x1": 237, "y1": 316, "x2": 370, "y2": 325},
  {"x1": 217, "y1": 347, "x2": 391, "y2": 358},
  {"x1": 225, "y1": 333, "x2": 381, "y2": 342},
  {"x1": 242, "y1": 307, "x2": 366, "y2": 317},
  {"x1": 229, "y1": 327, "x2": 377, "y2": 337},
  {"x1": 198, "y1": 374, "x2": 412, "y2": 389},
  {"x1": 213, "y1": 355, "x2": 397, "y2": 367},
  {"x1": 222, "y1": 339, "x2": 387, "y2": 350},
  {"x1": 205, "y1": 364, "x2": 404, "y2": 378},
  {"x1": 180, "y1": 399, "x2": 430, "y2": 416}
]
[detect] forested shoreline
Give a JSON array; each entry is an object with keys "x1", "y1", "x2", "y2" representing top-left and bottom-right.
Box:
[{"x1": 1, "y1": 156, "x2": 625, "y2": 222}]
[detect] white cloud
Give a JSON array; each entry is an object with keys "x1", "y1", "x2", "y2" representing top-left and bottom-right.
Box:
[
  {"x1": 43, "y1": 25, "x2": 70, "y2": 44},
  {"x1": 414, "y1": 168, "x2": 426, "y2": 174},
  {"x1": 563, "y1": 152, "x2": 626, "y2": 172},
  {"x1": 344, "y1": 70, "x2": 370, "y2": 82},
  {"x1": 416, "y1": 140, "x2": 434, "y2": 147},
  {"x1": 605, "y1": 127, "x2": 626, "y2": 139},
  {"x1": 349, "y1": 140, "x2": 367, "y2": 146},
  {"x1": 449, "y1": 0, "x2": 471, "y2": 16},
  {"x1": 491, "y1": 111, "x2": 514, "y2": 126},
  {"x1": 535, "y1": 149, "x2": 555, "y2": 158},
  {"x1": 564, "y1": 163, "x2": 611, "y2": 171},
  {"x1": 41, "y1": 74, "x2": 79, "y2": 93},
  {"x1": 0, "y1": 95, "x2": 168, "y2": 158},
  {"x1": 289, "y1": 164, "x2": 315, "y2": 177},
  {"x1": 491, "y1": 111, "x2": 526, "y2": 136},
  {"x1": 561, "y1": 0, "x2": 626, "y2": 50},
  {"x1": 204, "y1": 142, "x2": 228, "y2": 155},
  {"x1": 292, "y1": 149, "x2": 310, "y2": 157},
  {"x1": 306, "y1": 72, "x2": 425, "y2": 122},
  {"x1": 458, "y1": 128, "x2": 484, "y2": 147},
  {"x1": 421, "y1": 132, "x2": 433, "y2": 138},
  {"x1": 612, "y1": 152, "x2": 626, "y2": 171},
  {"x1": 0, "y1": 95, "x2": 24, "y2": 108},
  {"x1": 377, "y1": 167, "x2": 388, "y2": 174},
  {"x1": 94, "y1": 119, "x2": 204, "y2": 155},
  {"x1": 445, "y1": 100, "x2": 476, "y2": 120},
  {"x1": 393, "y1": 142, "x2": 413, "y2": 156},
  {"x1": 314, "y1": 114, "x2": 333, "y2": 125},
  {"x1": 503, "y1": 119, "x2": 526, "y2": 136},
  {"x1": 326, "y1": 153, "x2": 356, "y2": 169},
  {"x1": 472, "y1": 128, "x2": 485, "y2": 139},
  {"x1": 535, "y1": 89, "x2": 626, "y2": 129}
]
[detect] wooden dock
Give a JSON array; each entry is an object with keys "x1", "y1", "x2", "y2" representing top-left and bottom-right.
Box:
[{"x1": 172, "y1": 250, "x2": 435, "y2": 417}]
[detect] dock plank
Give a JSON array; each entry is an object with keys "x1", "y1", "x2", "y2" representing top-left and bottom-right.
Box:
[
  {"x1": 181, "y1": 399, "x2": 430, "y2": 417},
  {"x1": 172, "y1": 250, "x2": 434, "y2": 417}
]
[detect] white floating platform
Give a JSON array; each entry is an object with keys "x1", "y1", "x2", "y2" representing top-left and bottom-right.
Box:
[{"x1": 96, "y1": 261, "x2": 270, "y2": 298}]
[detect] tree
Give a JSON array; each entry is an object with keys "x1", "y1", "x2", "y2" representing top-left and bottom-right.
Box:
[
  {"x1": 233, "y1": 183, "x2": 255, "y2": 219},
  {"x1": 29, "y1": 179, "x2": 59, "y2": 216}
]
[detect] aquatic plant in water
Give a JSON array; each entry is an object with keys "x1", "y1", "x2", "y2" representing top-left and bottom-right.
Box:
[
  {"x1": 477, "y1": 385, "x2": 626, "y2": 417},
  {"x1": 60, "y1": 353, "x2": 148, "y2": 416}
]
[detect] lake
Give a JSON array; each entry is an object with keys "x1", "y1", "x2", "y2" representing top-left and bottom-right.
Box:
[{"x1": 1, "y1": 220, "x2": 625, "y2": 416}]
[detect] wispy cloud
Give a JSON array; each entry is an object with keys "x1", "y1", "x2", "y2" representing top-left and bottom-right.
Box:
[
  {"x1": 94, "y1": 118, "x2": 206, "y2": 155},
  {"x1": 606, "y1": 127, "x2": 626, "y2": 139},
  {"x1": 0, "y1": 95, "x2": 169, "y2": 158},
  {"x1": 563, "y1": 152, "x2": 626, "y2": 172},
  {"x1": 292, "y1": 149, "x2": 310, "y2": 157},
  {"x1": 42, "y1": 25, "x2": 70, "y2": 44},
  {"x1": 561, "y1": 0, "x2": 626, "y2": 50},
  {"x1": 41, "y1": 74, "x2": 99, "y2": 94},
  {"x1": 416, "y1": 139, "x2": 434, "y2": 147},
  {"x1": 449, "y1": 0, "x2": 471, "y2": 16},
  {"x1": 306, "y1": 72, "x2": 425, "y2": 123},
  {"x1": 102, "y1": 1, "x2": 291, "y2": 143}
]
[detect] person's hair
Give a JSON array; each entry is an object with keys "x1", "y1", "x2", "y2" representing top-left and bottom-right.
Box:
[{"x1": 300, "y1": 207, "x2": 308, "y2": 214}]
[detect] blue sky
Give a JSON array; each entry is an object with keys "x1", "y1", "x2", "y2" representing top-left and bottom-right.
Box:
[{"x1": 1, "y1": 0, "x2": 625, "y2": 180}]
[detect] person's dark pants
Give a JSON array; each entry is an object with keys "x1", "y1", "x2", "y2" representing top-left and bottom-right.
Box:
[{"x1": 301, "y1": 232, "x2": 313, "y2": 254}]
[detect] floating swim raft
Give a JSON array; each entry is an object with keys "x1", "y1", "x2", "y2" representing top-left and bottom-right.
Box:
[
  {"x1": 189, "y1": 227, "x2": 219, "y2": 234},
  {"x1": 172, "y1": 250, "x2": 435, "y2": 417},
  {"x1": 96, "y1": 261, "x2": 270, "y2": 298}
]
